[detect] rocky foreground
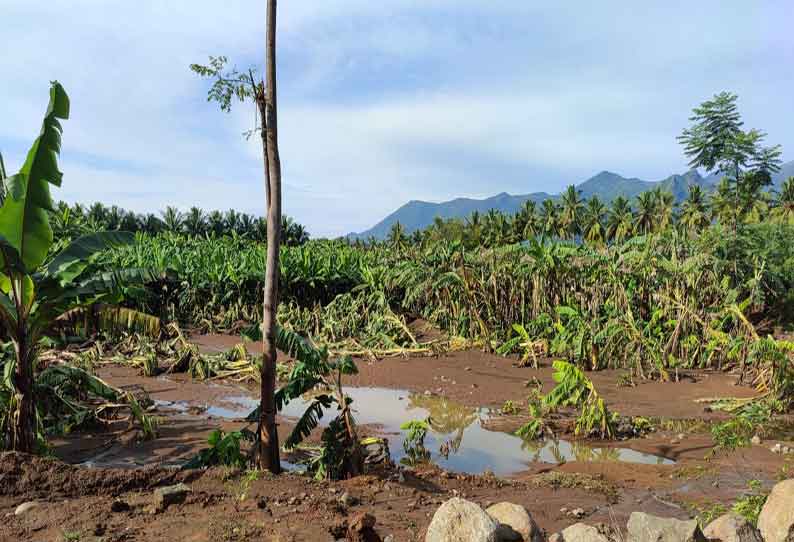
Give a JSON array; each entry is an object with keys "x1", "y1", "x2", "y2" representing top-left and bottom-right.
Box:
[{"x1": 420, "y1": 478, "x2": 794, "y2": 542}]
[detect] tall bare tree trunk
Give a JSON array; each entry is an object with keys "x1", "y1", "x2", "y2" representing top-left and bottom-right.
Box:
[{"x1": 256, "y1": 0, "x2": 282, "y2": 473}]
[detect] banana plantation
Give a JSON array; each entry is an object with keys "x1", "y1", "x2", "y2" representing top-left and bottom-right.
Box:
[{"x1": 3, "y1": 19, "x2": 794, "y2": 542}]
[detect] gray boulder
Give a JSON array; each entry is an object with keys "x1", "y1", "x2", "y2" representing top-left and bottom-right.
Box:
[
  {"x1": 153, "y1": 483, "x2": 190, "y2": 512},
  {"x1": 758, "y1": 479, "x2": 794, "y2": 542},
  {"x1": 559, "y1": 523, "x2": 610, "y2": 542},
  {"x1": 626, "y1": 512, "x2": 706, "y2": 542},
  {"x1": 703, "y1": 513, "x2": 762, "y2": 542},
  {"x1": 486, "y1": 502, "x2": 544, "y2": 542},
  {"x1": 426, "y1": 498, "x2": 499, "y2": 542}
]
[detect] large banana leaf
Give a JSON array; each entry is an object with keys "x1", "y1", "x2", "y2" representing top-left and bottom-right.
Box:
[
  {"x1": 0, "y1": 82, "x2": 69, "y2": 271},
  {"x1": 46, "y1": 231, "x2": 135, "y2": 284}
]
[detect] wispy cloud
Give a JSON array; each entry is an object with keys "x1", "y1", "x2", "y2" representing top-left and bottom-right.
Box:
[{"x1": 2, "y1": 1, "x2": 791, "y2": 236}]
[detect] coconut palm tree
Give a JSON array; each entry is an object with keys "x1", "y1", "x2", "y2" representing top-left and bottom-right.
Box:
[
  {"x1": 224, "y1": 209, "x2": 241, "y2": 235},
  {"x1": 183, "y1": 207, "x2": 206, "y2": 237},
  {"x1": 240, "y1": 213, "x2": 256, "y2": 238},
  {"x1": 388, "y1": 221, "x2": 408, "y2": 250},
  {"x1": 678, "y1": 185, "x2": 709, "y2": 234},
  {"x1": 560, "y1": 185, "x2": 584, "y2": 239},
  {"x1": 771, "y1": 177, "x2": 794, "y2": 225},
  {"x1": 633, "y1": 192, "x2": 656, "y2": 235},
  {"x1": 539, "y1": 199, "x2": 562, "y2": 238},
  {"x1": 465, "y1": 211, "x2": 482, "y2": 246},
  {"x1": 709, "y1": 178, "x2": 736, "y2": 226},
  {"x1": 88, "y1": 202, "x2": 108, "y2": 226},
  {"x1": 515, "y1": 200, "x2": 539, "y2": 240},
  {"x1": 161, "y1": 206, "x2": 183, "y2": 233},
  {"x1": 606, "y1": 196, "x2": 634, "y2": 242},
  {"x1": 142, "y1": 213, "x2": 164, "y2": 235},
  {"x1": 652, "y1": 188, "x2": 675, "y2": 231},
  {"x1": 582, "y1": 196, "x2": 606, "y2": 246},
  {"x1": 207, "y1": 210, "x2": 225, "y2": 236}
]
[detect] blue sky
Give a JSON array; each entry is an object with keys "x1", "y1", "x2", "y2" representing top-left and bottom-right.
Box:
[{"x1": 2, "y1": 1, "x2": 792, "y2": 237}]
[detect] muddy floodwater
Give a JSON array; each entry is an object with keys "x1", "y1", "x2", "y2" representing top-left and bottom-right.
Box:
[{"x1": 159, "y1": 385, "x2": 674, "y2": 474}]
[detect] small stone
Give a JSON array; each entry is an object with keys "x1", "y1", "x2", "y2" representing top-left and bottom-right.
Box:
[
  {"x1": 339, "y1": 491, "x2": 358, "y2": 507},
  {"x1": 383, "y1": 536, "x2": 394, "y2": 542},
  {"x1": 14, "y1": 501, "x2": 39, "y2": 516},
  {"x1": 256, "y1": 497, "x2": 268, "y2": 509},
  {"x1": 548, "y1": 534, "x2": 563, "y2": 542},
  {"x1": 783, "y1": 446, "x2": 791, "y2": 455},
  {"x1": 771, "y1": 442, "x2": 783, "y2": 454},
  {"x1": 153, "y1": 483, "x2": 190, "y2": 512},
  {"x1": 569, "y1": 507, "x2": 586, "y2": 519},
  {"x1": 751, "y1": 435, "x2": 762, "y2": 446},
  {"x1": 561, "y1": 523, "x2": 610, "y2": 542}
]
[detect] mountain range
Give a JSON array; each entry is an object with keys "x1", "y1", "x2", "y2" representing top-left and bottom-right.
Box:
[{"x1": 349, "y1": 160, "x2": 794, "y2": 239}]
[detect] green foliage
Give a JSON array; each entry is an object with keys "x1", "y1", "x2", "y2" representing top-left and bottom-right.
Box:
[
  {"x1": 496, "y1": 323, "x2": 545, "y2": 368},
  {"x1": 545, "y1": 360, "x2": 617, "y2": 438},
  {"x1": 0, "y1": 82, "x2": 159, "y2": 451},
  {"x1": 711, "y1": 417, "x2": 754, "y2": 451},
  {"x1": 500, "y1": 400, "x2": 520, "y2": 415},
  {"x1": 183, "y1": 428, "x2": 255, "y2": 469},
  {"x1": 400, "y1": 418, "x2": 431, "y2": 466},
  {"x1": 732, "y1": 480, "x2": 768, "y2": 526}
]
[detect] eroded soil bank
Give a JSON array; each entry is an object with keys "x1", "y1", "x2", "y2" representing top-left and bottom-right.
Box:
[{"x1": 2, "y1": 342, "x2": 793, "y2": 542}]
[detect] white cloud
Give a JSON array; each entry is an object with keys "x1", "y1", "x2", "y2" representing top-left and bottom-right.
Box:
[{"x1": 1, "y1": 0, "x2": 791, "y2": 237}]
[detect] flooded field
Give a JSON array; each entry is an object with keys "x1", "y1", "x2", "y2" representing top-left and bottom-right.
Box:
[{"x1": 156, "y1": 384, "x2": 674, "y2": 474}]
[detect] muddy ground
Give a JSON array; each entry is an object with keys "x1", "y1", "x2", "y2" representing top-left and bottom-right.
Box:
[{"x1": 2, "y1": 336, "x2": 793, "y2": 542}]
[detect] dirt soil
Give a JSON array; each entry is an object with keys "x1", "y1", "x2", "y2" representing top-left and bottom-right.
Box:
[{"x1": 2, "y1": 338, "x2": 793, "y2": 542}]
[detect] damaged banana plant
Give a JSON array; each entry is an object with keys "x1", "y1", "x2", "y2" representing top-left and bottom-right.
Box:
[
  {"x1": 241, "y1": 326, "x2": 367, "y2": 479},
  {"x1": 0, "y1": 82, "x2": 158, "y2": 452}
]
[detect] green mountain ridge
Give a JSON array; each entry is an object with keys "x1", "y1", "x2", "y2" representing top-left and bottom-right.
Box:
[{"x1": 349, "y1": 160, "x2": 794, "y2": 239}]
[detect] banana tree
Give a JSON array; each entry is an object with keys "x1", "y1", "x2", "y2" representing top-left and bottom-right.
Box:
[{"x1": 0, "y1": 82, "x2": 154, "y2": 452}]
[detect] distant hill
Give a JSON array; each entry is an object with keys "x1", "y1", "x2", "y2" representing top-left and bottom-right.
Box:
[{"x1": 349, "y1": 160, "x2": 794, "y2": 239}]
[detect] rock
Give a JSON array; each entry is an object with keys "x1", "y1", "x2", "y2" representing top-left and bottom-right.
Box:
[
  {"x1": 110, "y1": 499, "x2": 130, "y2": 513},
  {"x1": 330, "y1": 513, "x2": 380, "y2": 542},
  {"x1": 570, "y1": 508, "x2": 586, "y2": 519},
  {"x1": 426, "y1": 498, "x2": 499, "y2": 542},
  {"x1": 339, "y1": 491, "x2": 358, "y2": 507},
  {"x1": 348, "y1": 512, "x2": 380, "y2": 542},
  {"x1": 14, "y1": 501, "x2": 39, "y2": 516},
  {"x1": 771, "y1": 443, "x2": 783, "y2": 454},
  {"x1": 758, "y1": 479, "x2": 794, "y2": 542},
  {"x1": 560, "y1": 523, "x2": 610, "y2": 542},
  {"x1": 626, "y1": 512, "x2": 706, "y2": 542},
  {"x1": 153, "y1": 483, "x2": 190, "y2": 512},
  {"x1": 703, "y1": 513, "x2": 762, "y2": 542},
  {"x1": 548, "y1": 534, "x2": 563, "y2": 542},
  {"x1": 383, "y1": 536, "x2": 394, "y2": 542},
  {"x1": 486, "y1": 502, "x2": 543, "y2": 542},
  {"x1": 751, "y1": 435, "x2": 762, "y2": 446}
]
